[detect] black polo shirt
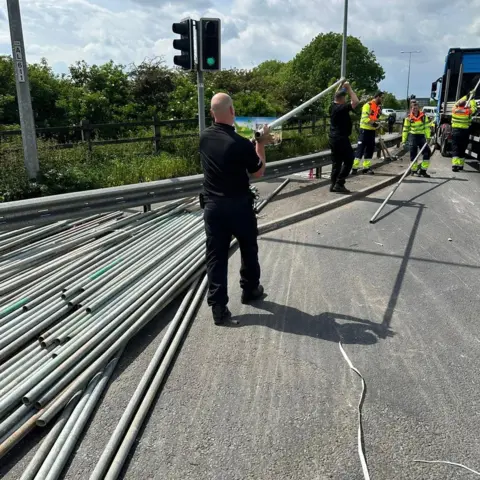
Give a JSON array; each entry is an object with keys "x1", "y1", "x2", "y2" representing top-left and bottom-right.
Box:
[
  {"x1": 329, "y1": 101, "x2": 353, "y2": 139},
  {"x1": 199, "y1": 122, "x2": 263, "y2": 197}
]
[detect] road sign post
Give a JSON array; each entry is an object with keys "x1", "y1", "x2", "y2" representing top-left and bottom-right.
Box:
[{"x1": 6, "y1": 0, "x2": 39, "y2": 180}]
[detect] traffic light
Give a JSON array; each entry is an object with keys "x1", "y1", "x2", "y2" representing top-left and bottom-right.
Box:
[
  {"x1": 198, "y1": 18, "x2": 221, "y2": 71},
  {"x1": 172, "y1": 19, "x2": 194, "y2": 70}
]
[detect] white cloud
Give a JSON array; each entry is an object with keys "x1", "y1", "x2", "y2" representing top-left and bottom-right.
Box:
[{"x1": 0, "y1": 0, "x2": 479, "y2": 98}]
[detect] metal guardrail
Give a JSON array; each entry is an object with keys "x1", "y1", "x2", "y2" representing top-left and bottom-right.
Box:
[{"x1": 0, "y1": 134, "x2": 401, "y2": 228}]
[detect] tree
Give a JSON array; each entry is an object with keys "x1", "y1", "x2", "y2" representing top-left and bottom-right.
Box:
[
  {"x1": 382, "y1": 92, "x2": 402, "y2": 110},
  {"x1": 284, "y1": 32, "x2": 385, "y2": 112},
  {"x1": 128, "y1": 57, "x2": 176, "y2": 118}
]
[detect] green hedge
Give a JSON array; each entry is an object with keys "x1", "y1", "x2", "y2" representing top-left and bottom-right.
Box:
[{"x1": 0, "y1": 122, "x2": 401, "y2": 202}]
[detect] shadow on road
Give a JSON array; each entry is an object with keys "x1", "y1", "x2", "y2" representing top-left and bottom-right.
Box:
[
  {"x1": 359, "y1": 178, "x2": 453, "y2": 223},
  {"x1": 234, "y1": 299, "x2": 394, "y2": 344}
]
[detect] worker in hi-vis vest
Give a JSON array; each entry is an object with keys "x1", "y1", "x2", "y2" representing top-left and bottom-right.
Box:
[
  {"x1": 402, "y1": 101, "x2": 432, "y2": 177},
  {"x1": 352, "y1": 91, "x2": 384, "y2": 175},
  {"x1": 451, "y1": 92, "x2": 477, "y2": 172}
]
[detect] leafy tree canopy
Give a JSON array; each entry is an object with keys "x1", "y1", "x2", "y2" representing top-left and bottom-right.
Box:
[{"x1": 0, "y1": 32, "x2": 399, "y2": 127}]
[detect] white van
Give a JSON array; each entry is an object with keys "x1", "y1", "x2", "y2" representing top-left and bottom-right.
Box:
[{"x1": 422, "y1": 106, "x2": 436, "y2": 116}]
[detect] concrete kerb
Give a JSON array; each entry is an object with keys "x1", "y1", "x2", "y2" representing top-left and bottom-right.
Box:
[{"x1": 258, "y1": 172, "x2": 402, "y2": 236}]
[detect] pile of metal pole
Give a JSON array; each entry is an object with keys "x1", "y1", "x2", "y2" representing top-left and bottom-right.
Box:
[
  {"x1": 0, "y1": 180, "x2": 286, "y2": 479},
  {"x1": 0, "y1": 198, "x2": 207, "y2": 466}
]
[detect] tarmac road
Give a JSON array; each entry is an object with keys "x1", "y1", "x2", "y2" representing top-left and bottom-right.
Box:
[
  {"x1": 117, "y1": 153, "x2": 480, "y2": 479},
  {"x1": 2, "y1": 152, "x2": 480, "y2": 479}
]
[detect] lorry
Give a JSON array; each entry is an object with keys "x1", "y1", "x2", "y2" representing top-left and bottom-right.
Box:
[{"x1": 430, "y1": 47, "x2": 480, "y2": 160}]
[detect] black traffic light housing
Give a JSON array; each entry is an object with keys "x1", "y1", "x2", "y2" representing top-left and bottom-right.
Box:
[
  {"x1": 198, "y1": 18, "x2": 221, "y2": 72},
  {"x1": 172, "y1": 19, "x2": 194, "y2": 70}
]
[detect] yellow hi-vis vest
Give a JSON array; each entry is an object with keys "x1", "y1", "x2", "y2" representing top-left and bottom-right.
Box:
[
  {"x1": 452, "y1": 96, "x2": 478, "y2": 129},
  {"x1": 402, "y1": 111, "x2": 431, "y2": 143},
  {"x1": 360, "y1": 100, "x2": 380, "y2": 131}
]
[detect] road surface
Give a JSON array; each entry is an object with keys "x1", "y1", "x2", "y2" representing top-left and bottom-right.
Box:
[
  {"x1": 120, "y1": 153, "x2": 480, "y2": 479},
  {"x1": 2, "y1": 152, "x2": 480, "y2": 479}
]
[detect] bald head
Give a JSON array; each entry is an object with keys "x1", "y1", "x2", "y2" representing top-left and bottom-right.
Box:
[{"x1": 210, "y1": 92, "x2": 235, "y2": 124}]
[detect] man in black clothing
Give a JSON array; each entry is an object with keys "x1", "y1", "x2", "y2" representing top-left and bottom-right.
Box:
[
  {"x1": 328, "y1": 81, "x2": 359, "y2": 193},
  {"x1": 199, "y1": 93, "x2": 273, "y2": 326}
]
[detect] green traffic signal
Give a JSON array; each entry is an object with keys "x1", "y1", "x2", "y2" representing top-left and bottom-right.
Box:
[{"x1": 207, "y1": 57, "x2": 216, "y2": 66}]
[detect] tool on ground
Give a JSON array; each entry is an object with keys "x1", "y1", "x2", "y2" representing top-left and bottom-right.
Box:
[
  {"x1": 255, "y1": 77, "x2": 346, "y2": 139},
  {"x1": 369, "y1": 142, "x2": 429, "y2": 224},
  {"x1": 375, "y1": 122, "x2": 397, "y2": 161}
]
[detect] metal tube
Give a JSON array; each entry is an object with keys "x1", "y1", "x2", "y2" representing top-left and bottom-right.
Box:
[
  {"x1": 36, "y1": 256, "x2": 205, "y2": 427},
  {"x1": 341, "y1": 0, "x2": 348, "y2": 78},
  {"x1": 58, "y1": 211, "x2": 191, "y2": 296},
  {"x1": 0, "y1": 403, "x2": 34, "y2": 438},
  {"x1": 0, "y1": 302, "x2": 71, "y2": 362},
  {"x1": 20, "y1": 241, "x2": 203, "y2": 410},
  {"x1": 0, "y1": 341, "x2": 39, "y2": 375},
  {"x1": 0, "y1": 347, "x2": 49, "y2": 391},
  {"x1": 42, "y1": 354, "x2": 121, "y2": 480},
  {"x1": 104, "y1": 275, "x2": 208, "y2": 479},
  {"x1": 32, "y1": 246, "x2": 205, "y2": 410},
  {"x1": 255, "y1": 179, "x2": 290, "y2": 214},
  {"x1": 256, "y1": 78, "x2": 345, "y2": 137},
  {"x1": 370, "y1": 142, "x2": 428, "y2": 223},
  {"x1": 18, "y1": 392, "x2": 82, "y2": 480},
  {"x1": 63, "y1": 213, "x2": 197, "y2": 301},
  {"x1": 89, "y1": 276, "x2": 201, "y2": 479}
]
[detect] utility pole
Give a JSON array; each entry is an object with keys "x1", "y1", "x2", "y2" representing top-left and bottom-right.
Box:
[
  {"x1": 340, "y1": 0, "x2": 348, "y2": 78},
  {"x1": 6, "y1": 0, "x2": 39, "y2": 180},
  {"x1": 401, "y1": 50, "x2": 420, "y2": 110},
  {"x1": 196, "y1": 21, "x2": 206, "y2": 133}
]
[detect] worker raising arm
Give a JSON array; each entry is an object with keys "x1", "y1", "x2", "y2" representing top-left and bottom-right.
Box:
[
  {"x1": 451, "y1": 90, "x2": 478, "y2": 172},
  {"x1": 199, "y1": 93, "x2": 273, "y2": 326}
]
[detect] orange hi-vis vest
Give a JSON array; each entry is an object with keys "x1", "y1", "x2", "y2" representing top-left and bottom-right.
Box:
[
  {"x1": 360, "y1": 101, "x2": 381, "y2": 130},
  {"x1": 452, "y1": 104, "x2": 473, "y2": 129},
  {"x1": 402, "y1": 111, "x2": 430, "y2": 142}
]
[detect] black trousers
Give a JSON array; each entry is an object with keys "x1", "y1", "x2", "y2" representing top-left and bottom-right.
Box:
[
  {"x1": 409, "y1": 134, "x2": 430, "y2": 161},
  {"x1": 388, "y1": 122, "x2": 394, "y2": 134},
  {"x1": 355, "y1": 129, "x2": 376, "y2": 160},
  {"x1": 451, "y1": 128, "x2": 470, "y2": 160},
  {"x1": 203, "y1": 195, "x2": 260, "y2": 307},
  {"x1": 329, "y1": 136, "x2": 354, "y2": 186}
]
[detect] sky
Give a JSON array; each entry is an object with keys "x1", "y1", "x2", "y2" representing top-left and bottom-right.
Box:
[{"x1": 1, "y1": 0, "x2": 480, "y2": 100}]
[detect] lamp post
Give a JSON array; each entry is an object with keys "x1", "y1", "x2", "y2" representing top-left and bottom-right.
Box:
[
  {"x1": 340, "y1": 0, "x2": 348, "y2": 78},
  {"x1": 401, "y1": 50, "x2": 420, "y2": 109}
]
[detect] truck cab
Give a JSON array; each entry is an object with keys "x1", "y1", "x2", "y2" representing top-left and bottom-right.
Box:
[{"x1": 431, "y1": 48, "x2": 480, "y2": 160}]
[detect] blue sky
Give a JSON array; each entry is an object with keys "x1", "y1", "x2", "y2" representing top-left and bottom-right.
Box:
[{"x1": 1, "y1": 0, "x2": 479, "y2": 100}]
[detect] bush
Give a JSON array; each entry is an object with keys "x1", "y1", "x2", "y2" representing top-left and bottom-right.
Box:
[{"x1": 0, "y1": 119, "x2": 398, "y2": 202}]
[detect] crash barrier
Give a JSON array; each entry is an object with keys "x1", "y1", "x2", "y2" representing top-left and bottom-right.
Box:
[{"x1": 0, "y1": 134, "x2": 401, "y2": 228}]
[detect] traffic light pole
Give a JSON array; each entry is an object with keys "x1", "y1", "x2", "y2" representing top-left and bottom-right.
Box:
[
  {"x1": 197, "y1": 69, "x2": 206, "y2": 133},
  {"x1": 6, "y1": 0, "x2": 39, "y2": 180}
]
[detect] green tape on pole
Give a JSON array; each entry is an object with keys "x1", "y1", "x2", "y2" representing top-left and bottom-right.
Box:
[
  {"x1": 1, "y1": 298, "x2": 29, "y2": 316},
  {"x1": 89, "y1": 259, "x2": 123, "y2": 280}
]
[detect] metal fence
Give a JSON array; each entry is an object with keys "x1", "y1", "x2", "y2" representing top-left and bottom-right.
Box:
[{"x1": 0, "y1": 115, "x2": 334, "y2": 154}]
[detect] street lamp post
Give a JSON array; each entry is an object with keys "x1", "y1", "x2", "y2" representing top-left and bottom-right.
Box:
[
  {"x1": 340, "y1": 0, "x2": 348, "y2": 78},
  {"x1": 401, "y1": 50, "x2": 421, "y2": 110}
]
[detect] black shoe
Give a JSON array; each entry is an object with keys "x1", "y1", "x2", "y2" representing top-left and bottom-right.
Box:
[
  {"x1": 212, "y1": 305, "x2": 238, "y2": 326},
  {"x1": 241, "y1": 285, "x2": 264, "y2": 304},
  {"x1": 459, "y1": 166, "x2": 464, "y2": 171},
  {"x1": 329, "y1": 183, "x2": 335, "y2": 192},
  {"x1": 362, "y1": 168, "x2": 374, "y2": 175},
  {"x1": 419, "y1": 169, "x2": 431, "y2": 178},
  {"x1": 351, "y1": 169, "x2": 357, "y2": 175},
  {"x1": 332, "y1": 184, "x2": 351, "y2": 193},
  {"x1": 452, "y1": 166, "x2": 459, "y2": 172}
]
